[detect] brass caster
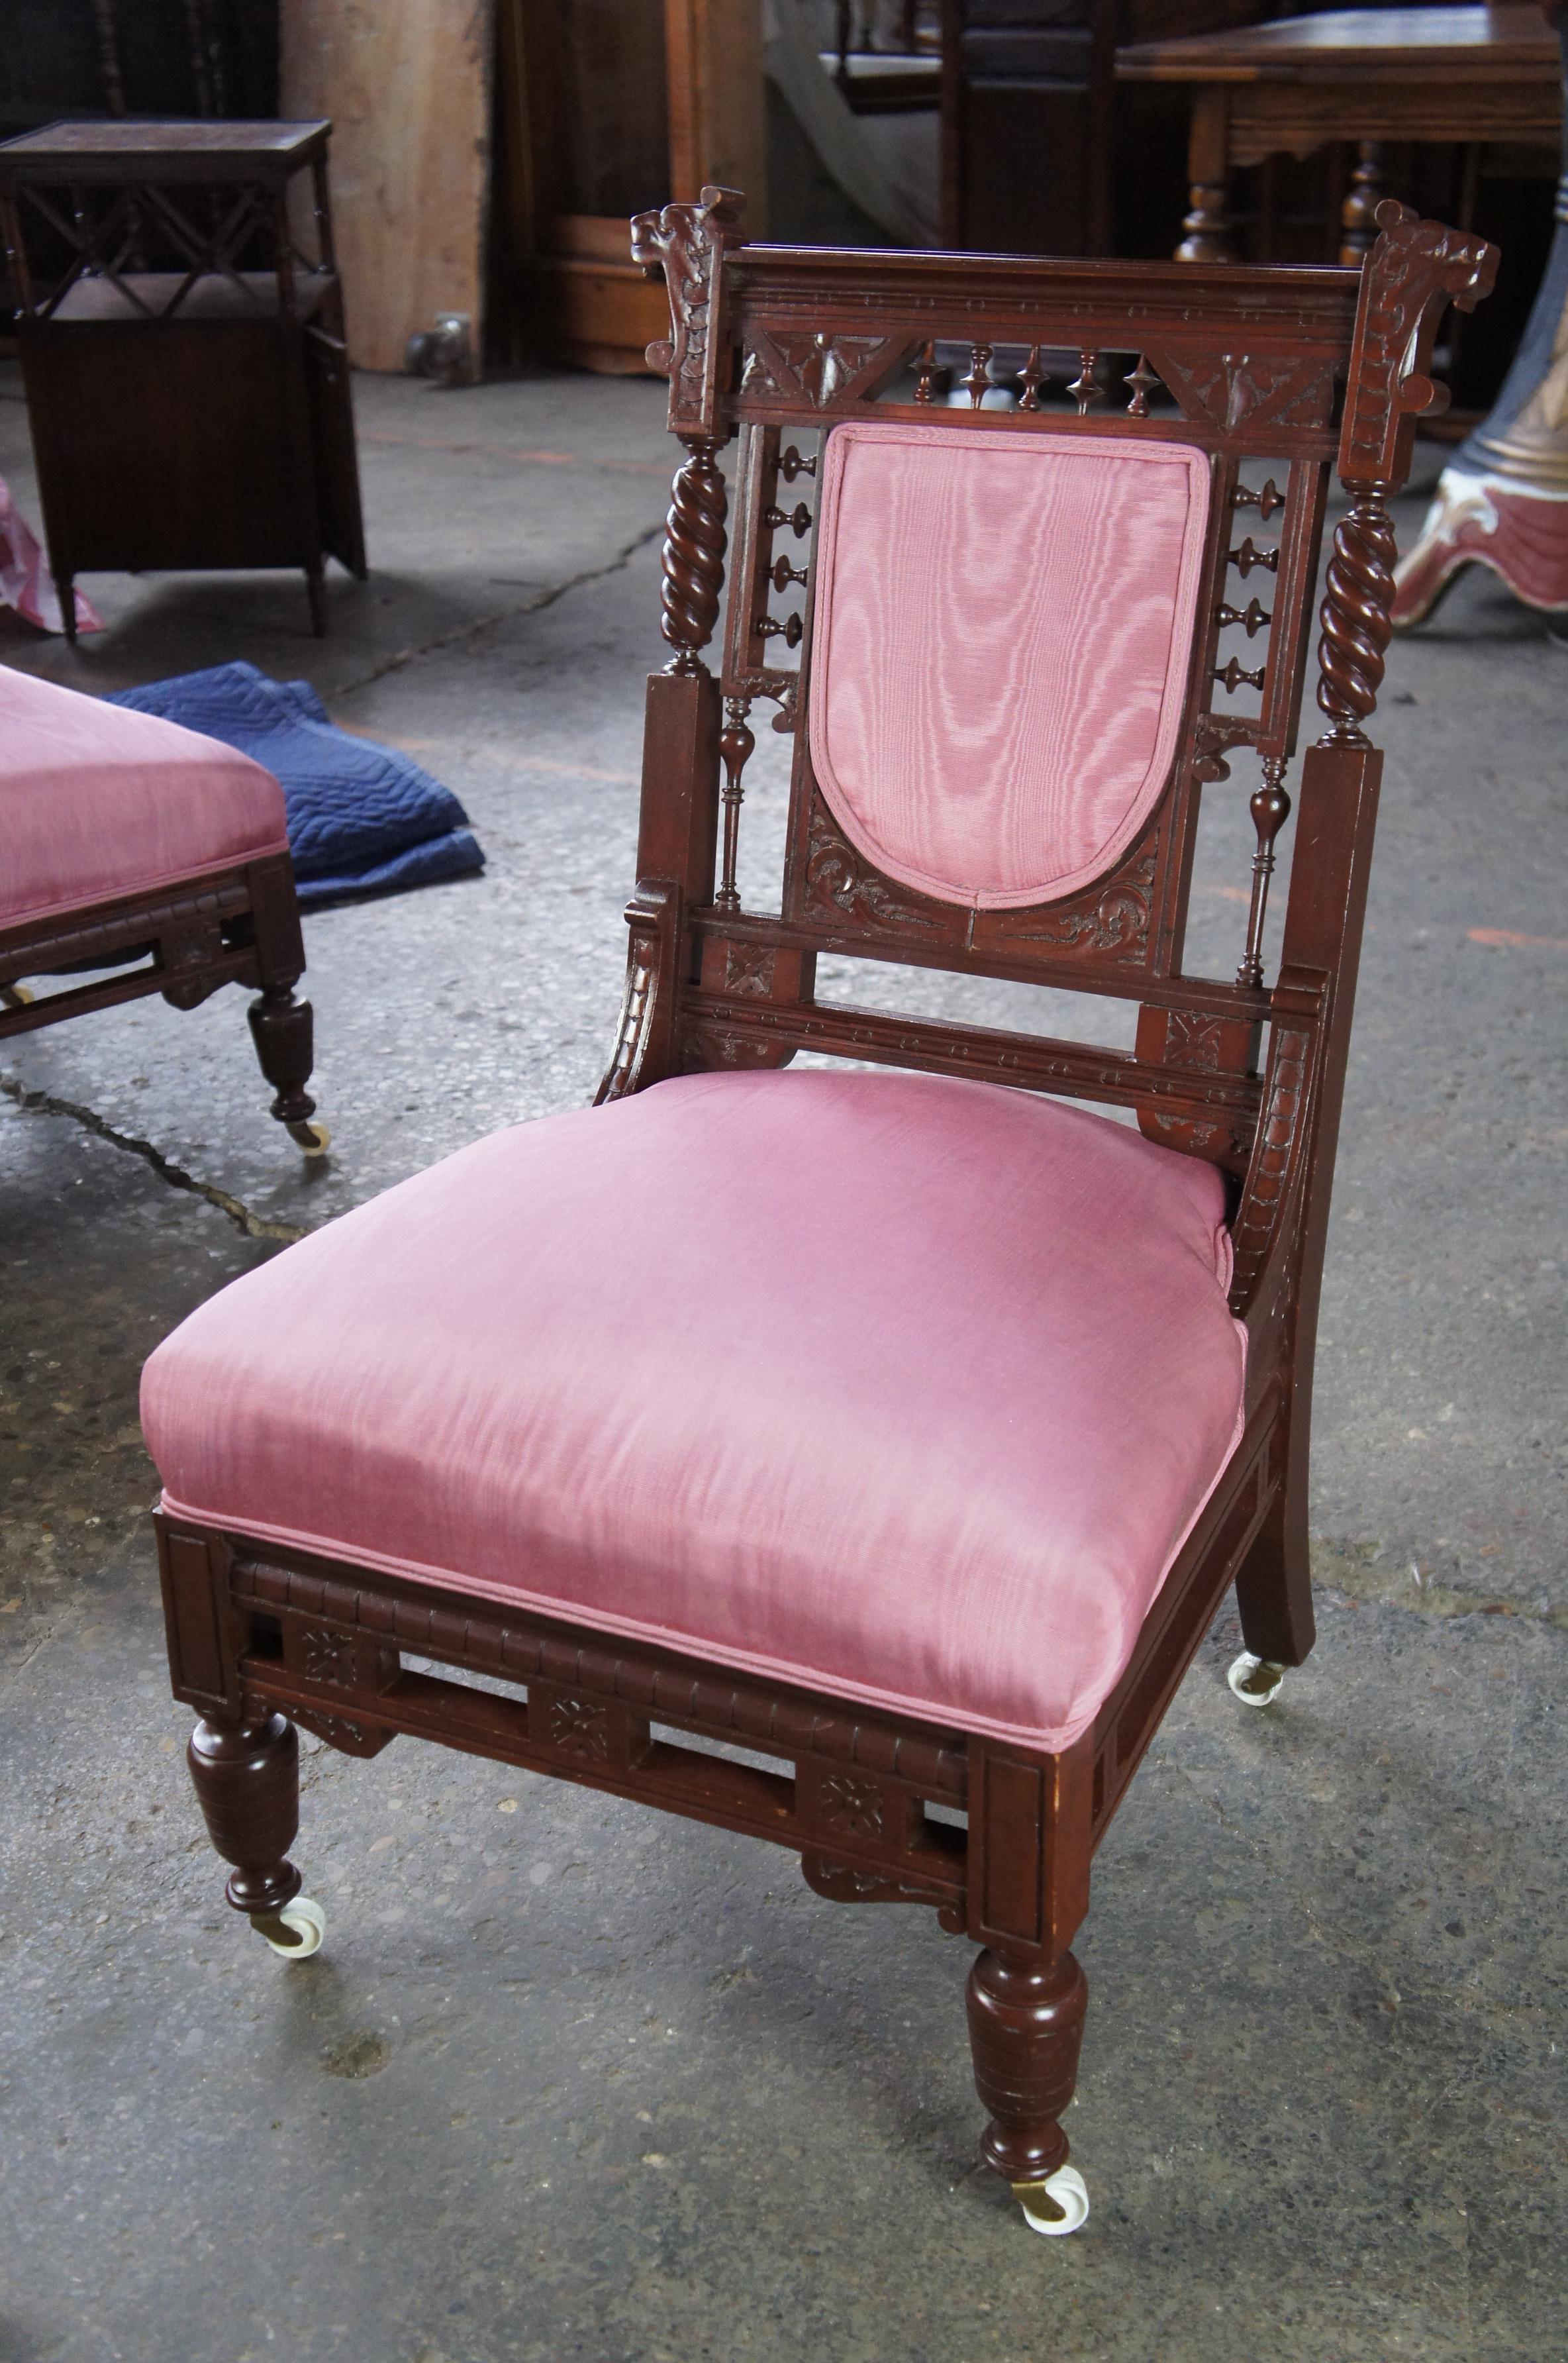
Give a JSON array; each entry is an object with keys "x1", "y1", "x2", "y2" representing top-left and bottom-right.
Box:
[
  {"x1": 1228, "y1": 1650, "x2": 1288, "y2": 1707},
  {"x1": 1013, "y1": 2164, "x2": 1090, "y2": 2237},
  {"x1": 250, "y1": 1897, "x2": 325, "y2": 1958},
  {"x1": 286, "y1": 1119, "x2": 331, "y2": 1157},
  {"x1": 1, "y1": 983, "x2": 36, "y2": 1009}
]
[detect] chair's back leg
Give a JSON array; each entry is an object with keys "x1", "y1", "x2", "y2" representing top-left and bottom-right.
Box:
[{"x1": 1234, "y1": 1461, "x2": 1315, "y2": 1667}]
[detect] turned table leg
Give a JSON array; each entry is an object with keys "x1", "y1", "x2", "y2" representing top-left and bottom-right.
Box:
[
  {"x1": 1340, "y1": 140, "x2": 1387, "y2": 265},
  {"x1": 1177, "y1": 87, "x2": 1239, "y2": 263}
]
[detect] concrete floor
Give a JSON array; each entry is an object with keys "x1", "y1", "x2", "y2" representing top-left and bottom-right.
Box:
[{"x1": 1, "y1": 357, "x2": 1564, "y2": 2363}]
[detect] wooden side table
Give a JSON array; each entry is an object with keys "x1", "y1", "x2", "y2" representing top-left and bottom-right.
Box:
[
  {"x1": 1115, "y1": 5, "x2": 1560, "y2": 264},
  {"x1": 0, "y1": 120, "x2": 367, "y2": 638}
]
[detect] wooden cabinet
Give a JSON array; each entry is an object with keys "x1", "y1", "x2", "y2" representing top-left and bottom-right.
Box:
[{"x1": 0, "y1": 119, "x2": 366, "y2": 636}]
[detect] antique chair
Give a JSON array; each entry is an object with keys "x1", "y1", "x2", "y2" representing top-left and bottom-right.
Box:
[
  {"x1": 140, "y1": 197, "x2": 1493, "y2": 2235},
  {"x1": 1, "y1": 666, "x2": 327, "y2": 1152}
]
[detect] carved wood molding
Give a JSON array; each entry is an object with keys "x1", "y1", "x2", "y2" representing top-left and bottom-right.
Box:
[
  {"x1": 630, "y1": 183, "x2": 744, "y2": 440},
  {"x1": 595, "y1": 887, "x2": 673, "y2": 1103},
  {"x1": 228, "y1": 1548, "x2": 969, "y2": 1800},
  {"x1": 803, "y1": 796, "x2": 942, "y2": 932},
  {"x1": 991, "y1": 850, "x2": 1157, "y2": 965},
  {"x1": 1189, "y1": 712, "x2": 1255, "y2": 785},
  {"x1": 1336, "y1": 202, "x2": 1498, "y2": 491},
  {"x1": 685, "y1": 987, "x2": 1263, "y2": 1128},
  {"x1": 290, "y1": 1703, "x2": 396, "y2": 1758},
  {"x1": 738, "y1": 330, "x2": 901, "y2": 409},
  {"x1": 0, "y1": 874, "x2": 251, "y2": 977},
  {"x1": 1228, "y1": 1009, "x2": 1319, "y2": 1312},
  {"x1": 801, "y1": 1851, "x2": 966, "y2": 1930},
  {"x1": 1151, "y1": 348, "x2": 1336, "y2": 436}
]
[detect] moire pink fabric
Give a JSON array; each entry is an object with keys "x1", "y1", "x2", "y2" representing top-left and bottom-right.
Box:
[
  {"x1": 808, "y1": 421, "x2": 1212, "y2": 908},
  {"x1": 0, "y1": 664, "x2": 288, "y2": 930},
  {"x1": 143, "y1": 1070, "x2": 1246, "y2": 1752}
]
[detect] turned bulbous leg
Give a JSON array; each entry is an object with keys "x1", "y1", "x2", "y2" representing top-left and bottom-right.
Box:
[
  {"x1": 187, "y1": 1712, "x2": 303, "y2": 1918},
  {"x1": 248, "y1": 982, "x2": 327, "y2": 1152},
  {"x1": 965, "y1": 1947, "x2": 1088, "y2": 2187}
]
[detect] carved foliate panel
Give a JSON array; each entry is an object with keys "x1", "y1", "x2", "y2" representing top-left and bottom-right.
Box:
[
  {"x1": 792, "y1": 791, "x2": 948, "y2": 936},
  {"x1": 738, "y1": 331, "x2": 902, "y2": 410},
  {"x1": 1151, "y1": 350, "x2": 1336, "y2": 437}
]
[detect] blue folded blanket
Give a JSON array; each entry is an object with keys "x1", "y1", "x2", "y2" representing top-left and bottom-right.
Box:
[{"x1": 107, "y1": 660, "x2": 484, "y2": 905}]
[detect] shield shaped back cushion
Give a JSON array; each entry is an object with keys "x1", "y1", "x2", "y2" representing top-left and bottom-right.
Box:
[{"x1": 807, "y1": 421, "x2": 1212, "y2": 909}]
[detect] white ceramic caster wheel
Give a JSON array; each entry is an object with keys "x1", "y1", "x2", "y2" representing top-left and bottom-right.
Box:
[
  {"x1": 1014, "y1": 2165, "x2": 1089, "y2": 2237},
  {"x1": 1228, "y1": 1650, "x2": 1287, "y2": 1707},
  {"x1": 287, "y1": 1119, "x2": 331, "y2": 1157},
  {"x1": 2, "y1": 983, "x2": 35, "y2": 1009},
  {"x1": 253, "y1": 1897, "x2": 325, "y2": 1958}
]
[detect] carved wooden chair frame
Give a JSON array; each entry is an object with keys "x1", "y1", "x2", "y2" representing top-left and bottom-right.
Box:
[
  {"x1": 154, "y1": 197, "x2": 1494, "y2": 2233},
  {"x1": 1, "y1": 850, "x2": 324, "y2": 1153}
]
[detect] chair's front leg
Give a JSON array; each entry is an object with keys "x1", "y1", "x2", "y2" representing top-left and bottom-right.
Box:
[
  {"x1": 186, "y1": 1711, "x2": 323, "y2": 1960},
  {"x1": 966, "y1": 1948, "x2": 1089, "y2": 2235}
]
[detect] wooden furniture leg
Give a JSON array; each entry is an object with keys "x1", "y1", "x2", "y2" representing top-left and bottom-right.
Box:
[
  {"x1": 186, "y1": 1711, "x2": 322, "y2": 1954},
  {"x1": 966, "y1": 1948, "x2": 1089, "y2": 2231},
  {"x1": 305, "y1": 558, "x2": 328, "y2": 638},
  {"x1": 1340, "y1": 141, "x2": 1387, "y2": 266},
  {"x1": 248, "y1": 983, "x2": 326, "y2": 1153},
  {"x1": 1176, "y1": 88, "x2": 1238, "y2": 264},
  {"x1": 1231, "y1": 1480, "x2": 1314, "y2": 1703}
]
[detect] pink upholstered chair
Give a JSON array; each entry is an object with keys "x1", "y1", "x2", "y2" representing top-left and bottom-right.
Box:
[
  {"x1": 1, "y1": 666, "x2": 327, "y2": 1153},
  {"x1": 139, "y1": 199, "x2": 1492, "y2": 2235}
]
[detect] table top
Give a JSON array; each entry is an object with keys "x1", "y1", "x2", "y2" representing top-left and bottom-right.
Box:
[
  {"x1": 0, "y1": 120, "x2": 332, "y2": 185},
  {"x1": 1116, "y1": 6, "x2": 1559, "y2": 81}
]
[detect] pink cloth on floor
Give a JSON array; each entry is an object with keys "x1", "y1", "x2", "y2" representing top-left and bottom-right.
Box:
[
  {"x1": 807, "y1": 421, "x2": 1211, "y2": 908},
  {"x1": 0, "y1": 475, "x2": 103, "y2": 636},
  {"x1": 0, "y1": 663, "x2": 288, "y2": 930},
  {"x1": 143, "y1": 1069, "x2": 1246, "y2": 1753}
]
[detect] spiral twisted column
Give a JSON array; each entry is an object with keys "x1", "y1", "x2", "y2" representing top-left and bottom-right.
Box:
[
  {"x1": 661, "y1": 436, "x2": 728, "y2": 674},
  {"x1": 1316, "y1": 487, "x2": 1396, "y2": 744}
]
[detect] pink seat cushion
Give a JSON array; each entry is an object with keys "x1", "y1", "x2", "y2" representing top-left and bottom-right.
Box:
[
  {"x1": 0, "y1": 665, "x2": 289, "y2": 931},
  {"x1": 142, "y1": 1071, "x2": 1246, "y2": 1753},
  {"x1": 808, "y1": 421, "x2": 1211, "y2": 909}
]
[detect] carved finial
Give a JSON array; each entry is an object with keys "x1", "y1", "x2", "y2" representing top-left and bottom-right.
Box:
[
  {"x1": 1336, "y1": 203, "x2": 1498, "y2": 494},
  {"x1": 1315, "y1": 489, "x2": 1396, "y2": 744},
  {"x1": 629, "y1": 185, "x2": 745, "y2": 439},
  {"x1": 660, "y1": 436, "x2": 728, "y2": 674}
]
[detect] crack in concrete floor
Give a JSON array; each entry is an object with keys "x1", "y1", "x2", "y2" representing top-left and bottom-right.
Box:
[
  {"x1": 327, "y1": 519, "x2": 663, "y2": 699},
  {"x1": 1, "y1": 1072, "x2": 309, "y2": 1241}
]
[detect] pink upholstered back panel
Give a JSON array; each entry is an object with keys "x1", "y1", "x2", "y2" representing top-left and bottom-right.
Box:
[
  {"x1": 807, "y1": 422, "x2": 1212, "y2": 909},
  {"x1": 0, "y1": 664, "x2": 288, "y2": 930}
]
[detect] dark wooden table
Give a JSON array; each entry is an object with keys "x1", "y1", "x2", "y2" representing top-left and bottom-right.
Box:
[
  {"x1": 1115, "y1": 5, "x2": 1560, "y2": 263},
  {"x1": 0, "y1": 120, "x2": 366, "y2": 637}
]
